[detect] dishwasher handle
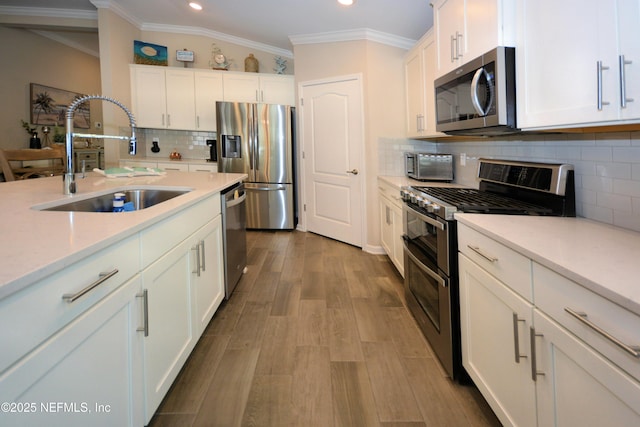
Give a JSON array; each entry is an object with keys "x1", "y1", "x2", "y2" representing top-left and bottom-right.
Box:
[{"x1": 226, "y1": 192, "x2": 246, "y2": 208}]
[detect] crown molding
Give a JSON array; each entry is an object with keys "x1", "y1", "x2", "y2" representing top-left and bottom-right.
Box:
[
  {"x1": 289, "y1": 28, "x2": 416, "y2": 50},
  {"x1": 141, "y1": 23, "x2": 294, "y2": 58},
  {"x1": 0, "y1": 5, "x2": 97, "y2": 21},
  {"x1": 90, "y1": 0, "x2": 141, "y2": 28}
]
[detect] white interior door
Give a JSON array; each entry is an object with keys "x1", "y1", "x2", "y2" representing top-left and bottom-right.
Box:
[{"x1": 300, "y1": 75, "x2": 364, "y2": 247}]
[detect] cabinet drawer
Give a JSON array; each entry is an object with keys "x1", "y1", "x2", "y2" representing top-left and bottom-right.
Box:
[
  {"x1": 0, "y1": 235, "x2": 140, "y2": 373},
  {"x1": 76, "y1": 152, "x2": 98, "y2": 161},
  {"x1": 140, "y1": 194, "x2": 220, "y2": 268},
  {"x1": 157, "y1": 161, "x2": 189, "y2": 172},
  {"x1": 377, "y1": 179, "x2": 402, "y2": 209},
  {"x1": 458, "y1": 223, "x2": 532, "y2": 301},
  {"x1": 533, "y1": 263, "x2": 640, "y2": 381}
]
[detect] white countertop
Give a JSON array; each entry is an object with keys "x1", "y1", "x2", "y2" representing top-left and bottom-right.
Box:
[
  {"x1": 378, "y1": 175, "x2": 465, "y2": 189},
  {"x1": 0, "y1": 171, "x2": 246, "y2": 300},
  {"x1": 455, "y1": 213, "x2": 640, "y2": 316}
]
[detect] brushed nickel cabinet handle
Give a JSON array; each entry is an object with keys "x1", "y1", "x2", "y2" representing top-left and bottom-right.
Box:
[
  {"x1": 619, "y1": 55, "x2": 634, "y2": 108},
  {"x1": 199, "y1": 240, "x2": 206, "y2": 272},
  {"x1": 597, "y1": 60, "x2": 611, "y2": 111},
  {"x1": 62, "y1": 269, "x2": 119, "y2": 303},
  {"x1": 565, "y1": 308, "x2": 640, "y2": 358},
  {"x1": 192, "y1": 245, "x2": 201, "y2": 276},
  {"x1": 530, "y1": 326, "x2": 545, "y2": 381},
  {"x1": 467, "y1": 245, "x2": 498, "y2": 263},
  {"x1": 137, "y1": 289, "x2": 149, "y2": 337},
  {"x1": 513, "y1": 313, "x2": 527, "y2": 363}
]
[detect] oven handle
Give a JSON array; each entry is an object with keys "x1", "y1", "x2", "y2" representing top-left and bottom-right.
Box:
[
  {"x1": 403, "y1": 240, "x2": 448, "y2": 288},
  {"x1": 403, "y1": 203, "x2": 446, "y2": 231}
]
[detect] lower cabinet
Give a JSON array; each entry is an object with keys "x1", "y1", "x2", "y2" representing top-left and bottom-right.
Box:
[
  {"x1": 459, "y1": 223, "x2": 640, "y2": 427},
  {"x1": 533, "y1": 310, "x2": 640, "y2": 426},
  {"x1": 141, "y1": 214, "x2": 224, "y2": 423},
  {"x1": 0, "y1": 275, "x2": 144, "y2": 427},
  {"x1": 378, "y1": 180, "x2": 404, "y2": 277},
  {"x1": 459, "y1": 254, "x2": 536, "y2": 427}
]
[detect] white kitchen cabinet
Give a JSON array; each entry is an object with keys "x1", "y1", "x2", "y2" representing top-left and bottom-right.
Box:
[
  {"x1": 140, "y1": 234, "x2": 195, "y2": 423},
  {"x1": 223, "y1": 72, "x2": 294, "y2": 105},
  {"x1": 194, "y1": 71, "x2": 224, "y2": 131},
  {"x1": 533, "y1": 309, "x2": 640, "y2": 426},
  {"x1": 458, "y1": 253, "x2": 536, "y2": 427},
  {"x1": 139, "y1": 194, "x2": 223, "y2": 423},
  {"x1": 516, "y1": 0, "x2": 640, "y2": 129},
  {"x1": 0, "y1": 234, "x2": 144, "y2": 427},
  {"x1": 130, "y1": 65, "x2": 196, "y2": 130},
  {"x1": 378, "y1": 179, "x2": 404, "y2": 276},
  {"x1": 192, "y1": 216, "x2": 225, "y2": 335},
  {"x1": 130, "y1": 65, "x2": 167, "y2": 129},
  {"x1": 434, "y1": 0, "x2": 514, "y2": 78},
  {"x1": 405, "y1": 30, "x2": 446, "y2": 138},
  {"x1": 156, "y1": 161, "x2": 189, "y2": 172},
  {"x1": 189, "y1": 163, "x2": 217, "y2": 173}
]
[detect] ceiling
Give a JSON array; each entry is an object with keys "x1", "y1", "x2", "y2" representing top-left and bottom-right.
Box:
[{"x1": 0, "y1": 0, "x2": 434, "y2": 56}]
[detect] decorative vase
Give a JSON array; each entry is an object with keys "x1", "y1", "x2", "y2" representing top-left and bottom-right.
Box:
[
  {"x1": 151, "y1": 141, "x2": 160, "y2": 153},
  {"x1": 244, "y1": 54, "x2": 259, "y2": 73},
  {"x1": 29, "y1": 132, "x2": 41, "y2": 149}
]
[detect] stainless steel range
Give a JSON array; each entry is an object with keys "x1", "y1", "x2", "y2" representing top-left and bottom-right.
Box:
[{"x1": 401, "y1": 158, "x2": 575, "y2": 382}]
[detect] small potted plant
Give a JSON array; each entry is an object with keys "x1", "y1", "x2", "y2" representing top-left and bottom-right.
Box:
[{"x1": 21, "y1": 120, "x2": 41, "y2": 149}]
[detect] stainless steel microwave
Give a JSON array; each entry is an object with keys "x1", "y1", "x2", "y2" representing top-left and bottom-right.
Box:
[
  {"x1": 405, "y1": 152, "x2": 453, "y2": 181},
  {"x1": 435, "y1": 47, "x2": 517, "y2": 136}
]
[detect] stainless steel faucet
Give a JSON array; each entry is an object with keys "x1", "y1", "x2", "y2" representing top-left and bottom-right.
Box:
[{"x1": 64, "y1": 94, "x2": 137, "y2": 195}]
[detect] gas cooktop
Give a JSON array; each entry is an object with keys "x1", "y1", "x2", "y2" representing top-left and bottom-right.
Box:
[{"x1": 402, "y1": 159, "x2": 576, "y2": 220}]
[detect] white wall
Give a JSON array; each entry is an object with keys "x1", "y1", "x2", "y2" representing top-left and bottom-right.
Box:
[
  {"x1": 293, "y1": 39, "x2": 407, "y2": 252},
  {"x1": 0, "y1": 25, "x2": 102, "y2": 150},
  {"x1": 380, "y1": 132, "x2": 640, "y2": 233}
]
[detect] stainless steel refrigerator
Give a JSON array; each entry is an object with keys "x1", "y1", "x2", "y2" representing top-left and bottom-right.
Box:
[{"x1": 216, "y1": 101, "x2": 296, "y2": 230}]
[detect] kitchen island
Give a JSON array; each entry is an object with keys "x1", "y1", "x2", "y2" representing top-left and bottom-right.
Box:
[{"x1": 0, "y1": 171, "x2": 246, "y2": 427}]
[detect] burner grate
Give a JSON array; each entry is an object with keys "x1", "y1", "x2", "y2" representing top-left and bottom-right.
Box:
[{"x1": 414, "y1": 187, "x2": 553, "y2": 215}]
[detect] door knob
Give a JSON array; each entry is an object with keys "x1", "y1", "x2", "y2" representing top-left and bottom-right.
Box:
[{"x1": 346, "y1": 169, "x2": 359, "y2": 175}]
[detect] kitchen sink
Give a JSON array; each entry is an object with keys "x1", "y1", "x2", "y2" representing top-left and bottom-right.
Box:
[{"x1": 35, "y1": 188, "x2": 192, "y2": 213}]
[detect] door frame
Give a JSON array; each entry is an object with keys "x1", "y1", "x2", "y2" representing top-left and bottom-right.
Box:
[{"x1": 296, "y1": 73, "x2": 367, "y2": 247}]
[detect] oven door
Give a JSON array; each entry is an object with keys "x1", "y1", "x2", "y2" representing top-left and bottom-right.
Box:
[
  {"x1": 403, "y1": 237, "x2": 454, "y2": 378},
  {"x1": 403, "y1": 203, "x2": 450, "y2": 275}
]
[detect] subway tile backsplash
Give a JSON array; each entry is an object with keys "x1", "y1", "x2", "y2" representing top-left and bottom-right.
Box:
[
  {"x1": 119, "y1": 128, "x2": 215, "y2": 160},
  {"x1": 379, "y1": 132, "x2": 640, "y2": 232}
]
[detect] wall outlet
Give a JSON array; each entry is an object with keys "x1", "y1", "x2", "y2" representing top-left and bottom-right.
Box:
[
  {"x1": 152, "y1": 138, "x2": 159, "y2": 143},
  {"x1": 460, "y1": 153, "x2": 467, "y2": 166}
]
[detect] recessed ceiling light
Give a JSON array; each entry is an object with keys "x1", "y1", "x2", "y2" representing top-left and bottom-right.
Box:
[
  {"x1": 189, "y1": 2, "x2": 203, "y2": 11},
  {"x1": 338, "y1": 0, "x2": 355, "y2": 5}
]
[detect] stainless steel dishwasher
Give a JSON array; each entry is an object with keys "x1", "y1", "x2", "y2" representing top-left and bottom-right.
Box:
[{"x1": 221, "y1": 182, "x2": 247, "y2": 299}]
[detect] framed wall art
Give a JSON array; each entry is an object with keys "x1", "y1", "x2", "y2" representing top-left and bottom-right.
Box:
[
  {"x1": 134, "y1": 40, "x2": 168, "y2": 66},
  {"x1": 29, "y1": 83, "x2": 91, "y2": 129}
]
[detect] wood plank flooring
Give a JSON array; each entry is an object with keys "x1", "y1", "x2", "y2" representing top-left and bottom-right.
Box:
[{"x1": 149, "y1": 230, "x2": 501, "y2": 427}]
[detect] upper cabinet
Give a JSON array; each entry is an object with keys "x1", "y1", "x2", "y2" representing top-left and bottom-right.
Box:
[
  {"x1": 223, "y1": 72, "x2": 295, "y2": 105},
  {"x1": 404, "y1": 30, "x2": 446, "y2": 138},
  {"x1": 516, "y1": 0, "x2": 640, "y2": 129},
  {"x1": 433, "y1": 0, "x2": 515, "y2": 78},
  {"x1": 130, "y1": 65, "x2": 199, "y2": 131},
  {"x1": 130, "y1": 65, "x2": 294, "y2": 132}
]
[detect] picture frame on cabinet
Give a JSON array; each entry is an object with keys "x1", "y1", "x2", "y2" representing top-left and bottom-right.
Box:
[{"x1": 134, "y1": 40, "x2": 168, "y2": 66}]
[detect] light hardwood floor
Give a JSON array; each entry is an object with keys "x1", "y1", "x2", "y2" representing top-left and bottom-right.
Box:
[{"x1": 149, "y1": 230, "x2": 501, "y2": 427}]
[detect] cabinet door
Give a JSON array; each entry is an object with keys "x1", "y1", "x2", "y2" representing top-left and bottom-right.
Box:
[
  {"x1": 533, "y1": 310, "x2": 640, "y2": 426},
  {"x1": 405, "y1": 43, "x2": 426, "y2": 137},
  {"x1": 223, "y1": 73, "x2": 260, "y2": 102},
  {"x1": 165, "y1": 69, "x2": 196, "y2": 130},
  {"x1": 617, "y1": 0, "x2": 640, "y2": 120},
  {"x1": 434, "y1": 0, "x2": 466, "y2": 77},
  {"x1": 466, "y1": 0, "x2": 499, "y2": 58},
  {"x1": 516, "y1": 0, "x2": 618, "y2": 128},
  {"x1": 141, "y1": 238, "x2": 195, "y2": 423},
  {"x1": 192, "y1": 216, "x2": 225, "y2": 335},
  {"x1": 259, "y1": 75, "x2": 295, "y2": 105},
  {"x1": 0, "y1": 276, "x2": 144, "y2": 427},
  {"x1": 194, "y1": 71, "x2": 224, "y2": 131},
  {"x1": 379, "y1": 197, "x2": 394, "y2": 257},
  {"x1": 130, "y1": 66, "x2": 167, "y2": 128},
  {"x1": 459, "y1": 254, "x2": 536, "y2": 427}
]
